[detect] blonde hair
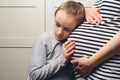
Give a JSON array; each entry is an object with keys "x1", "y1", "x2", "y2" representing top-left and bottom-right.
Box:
[{"x1": 55, "y1": 1, "x2": 85, "y2": 25}]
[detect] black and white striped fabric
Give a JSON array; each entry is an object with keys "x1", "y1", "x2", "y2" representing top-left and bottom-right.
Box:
[{"x1": 70, "y1": 0, "x2": 120, "y2": 80}]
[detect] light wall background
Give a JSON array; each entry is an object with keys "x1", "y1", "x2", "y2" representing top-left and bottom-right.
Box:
[{"x1": 0, "y1": 0, "x2": 95, "y2": 80}]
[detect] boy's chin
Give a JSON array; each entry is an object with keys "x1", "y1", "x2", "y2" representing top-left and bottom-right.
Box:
[
  {"x1": 59, "y1": 38, "x2": 67, "y2": 43},
  {"x1": 56, "y1": 37, "x2": 64, "y2": 41},
  {"x1": 57, "y1": 38, "x2": 65, "y2": 41},
  {"x1": 55, "y1": 36, "x2": 67, "y2": 42}
]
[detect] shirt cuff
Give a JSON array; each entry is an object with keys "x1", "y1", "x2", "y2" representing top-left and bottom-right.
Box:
[{"x1": 59, "y1": 54, "x2": 69, "y2": 66}]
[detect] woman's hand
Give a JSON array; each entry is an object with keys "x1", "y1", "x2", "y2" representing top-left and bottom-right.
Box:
[
  {"x1": 85, "y1": 7, "x2": 102, "y2": 24},
  {"x1": 71, "y1": 57, "x2": 95, "y2": 78}
]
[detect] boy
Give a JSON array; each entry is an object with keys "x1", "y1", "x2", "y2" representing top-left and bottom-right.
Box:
[{"x1": 28, "y1": 1, "x2": 85, "y2": 80}]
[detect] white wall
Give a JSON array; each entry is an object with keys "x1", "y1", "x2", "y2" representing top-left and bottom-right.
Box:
[
  {"x1": 0, "y1": 0, "x2": 45, "y2": 47},
  {"x1": 0, "y1": 0, "x2": 45, "y2": 80},
  {"x1": 0, "y1": 48, "x2": 31, "y2": 80},
  {"x1": 0, "y1": 0, "x2": 95, "y2": 80}
]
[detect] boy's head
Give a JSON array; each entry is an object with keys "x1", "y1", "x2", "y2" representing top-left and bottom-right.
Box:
[{"x1": 54, "y1": 1, "x2": 85, "y2": 41}]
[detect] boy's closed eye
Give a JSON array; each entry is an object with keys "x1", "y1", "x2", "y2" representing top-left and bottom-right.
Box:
[
  {"x1": 55, "y1": 21, "x2": 74, "y2": 32},
  {"x1": 55, "y1": 21, "x2": 61, "y2": 27}
]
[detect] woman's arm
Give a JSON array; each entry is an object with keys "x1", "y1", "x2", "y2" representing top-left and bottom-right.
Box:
[{"x1": 89, "y1": 31, "x2": 120, "y2": 68}]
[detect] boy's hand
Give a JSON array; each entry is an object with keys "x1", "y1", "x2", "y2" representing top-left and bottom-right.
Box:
[
  {"x1": 85, "y1": 8, "x2": 102, "y2": 24},
  {"x1": 62, "y1": 39, "x2": 75, "y2": 59}
]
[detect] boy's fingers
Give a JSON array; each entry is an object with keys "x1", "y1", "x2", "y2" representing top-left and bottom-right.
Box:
[
  {"x1": 67, "y1": 38, "x2": 72, "y2": 41},
  {"x1": 63, "y1": 39, "x2": 73, "y2": 47},
  {"x1": 66, "y1": 43, "x2": 75, "y2": 52},
  {"x1": 66, "y1": 41, "x2": 75, "y2": 49},
  {"x1": 67, "y1": 50, "x2": 74, "y2": 57}
]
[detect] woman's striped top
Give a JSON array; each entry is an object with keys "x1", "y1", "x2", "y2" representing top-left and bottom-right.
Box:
[{"x1": 70, "y1": 0, "x2": 120, "y2": 80}]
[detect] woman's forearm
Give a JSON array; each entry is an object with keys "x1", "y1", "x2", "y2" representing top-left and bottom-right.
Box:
[{"x1": 89, "y1": 31, "x2": 120, "y2": 67}]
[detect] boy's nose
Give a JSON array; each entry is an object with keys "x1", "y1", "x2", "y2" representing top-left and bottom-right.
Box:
[{"x1": 58, "y1": 28, "x2": 63, "y2": 35}]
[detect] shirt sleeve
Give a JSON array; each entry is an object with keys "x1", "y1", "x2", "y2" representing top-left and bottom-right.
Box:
[{"x1": 28, "y1": 33, "x2": 67, "y2": 80}]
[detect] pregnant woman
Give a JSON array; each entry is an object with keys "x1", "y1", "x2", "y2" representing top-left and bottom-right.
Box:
[{"x1": 70, "y1": 0, "x2": 120, "y2": 80}]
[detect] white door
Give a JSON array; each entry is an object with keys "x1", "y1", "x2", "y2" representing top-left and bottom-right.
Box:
[{"x1": 0, "y1": 0, "x2": 45, "y2": 47}]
